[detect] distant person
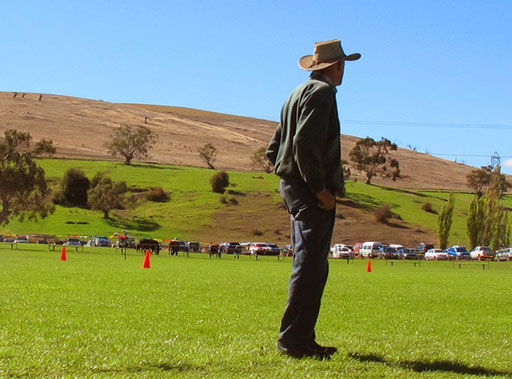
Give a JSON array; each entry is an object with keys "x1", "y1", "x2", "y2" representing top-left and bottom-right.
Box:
[{"x1": 267, "y1": 39, "x2": 360, "y2": 359}]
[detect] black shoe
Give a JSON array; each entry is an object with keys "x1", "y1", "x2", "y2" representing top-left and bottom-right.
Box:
[
  {"x1": 308, "y1": 340, "x2": 337, "y2": 356},
  {"x1": 277, "y1": 341, "x2": 330, "y2": 359}
]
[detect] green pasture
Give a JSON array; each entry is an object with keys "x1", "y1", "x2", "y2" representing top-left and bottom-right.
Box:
[
  {"x1": 2, "y1": 158, "x2": 510, "y2": 247},
  {"x1": 3, "y1": 159, "x2": 280, "y2": 240},
  {"x1": 1, "y1": 245, "x2": 511, "y2": 377}
]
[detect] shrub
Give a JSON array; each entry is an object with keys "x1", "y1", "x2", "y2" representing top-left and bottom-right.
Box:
[
  {"x1": 229, "y1": 197, "x2": 239, "y2": 205},
  {"x1": 374, "y1": 204, "x2": 393, "y2": 223},
  {"x1": 210, "y1": 171, "x2": 230, "y2": 193},
  {"x1": 421, "y1": 202, "x2": 437, "y2": 214},
  {"x1": 146, "y1": 187, "x2": 169, "y2": 202},
  {"x1": 56, "y1": 168, "x2": 90, "y2": 207}
]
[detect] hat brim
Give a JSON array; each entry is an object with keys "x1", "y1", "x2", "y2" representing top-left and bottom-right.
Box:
[{"x1": 298, "y1": 53, "x2": 361, "y2": 71}]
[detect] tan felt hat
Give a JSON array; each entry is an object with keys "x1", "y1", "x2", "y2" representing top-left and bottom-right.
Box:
[{"x1": 298, "y1": 39, "x2": 361, "y2": 71}]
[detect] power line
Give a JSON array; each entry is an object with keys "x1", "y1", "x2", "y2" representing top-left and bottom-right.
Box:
[
  {"x1": 431, "y1": 153, "x2": 512, "y2": 158},
  {"x1": 342, "y1": 120, "x2": 512, "y2": 130}
]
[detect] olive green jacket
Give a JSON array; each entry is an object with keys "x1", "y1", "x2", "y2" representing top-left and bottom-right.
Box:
[{"x1": 266, "y1": 75, "x2": 344, "y2": 195}]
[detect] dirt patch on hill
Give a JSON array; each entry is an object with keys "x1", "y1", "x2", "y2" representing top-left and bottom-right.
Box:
[{"x1": 197, "y1": 192, "x2": 436, "y2": 247}]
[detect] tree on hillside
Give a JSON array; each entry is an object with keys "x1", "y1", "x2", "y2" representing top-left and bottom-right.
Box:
[
  {"x1": 466, "y1": 196, "x2": 485, "y2": 250},
  {"x1": 87, "y1": 172, "x2": 128, "y2": 219},
  {"x1": 105, "y1": 124, "x2": 158, "y2": 165},
  {"x1": 437, "y1": 193, "x2": 454, "y2": 249},
  {"x1": 466, "y1": 166, "x2": 492, "y2": 198},
  {"x1": 349, "y1": 137, "x2": 399, "y2": 184},
  {"x1": 54, "y1": 168, "x2": 90, "y2": 207},
  {"x1": 0, "y1": 129, "x2": 55, "y2": 225},
  {"x1": 198, "y1": 143, "x2": 218, "y2": 169},
  {"x1": 466, "y1": 165, "x2": 510, "y2": 198},
  {"x1": 490, "y1": 166, "x2": 511, "y2": 199},
  {"x1": 251, "y1": 147, "x2": 273, "y2": 173}
]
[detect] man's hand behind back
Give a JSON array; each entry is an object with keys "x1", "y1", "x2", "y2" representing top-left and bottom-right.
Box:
[{"x1": 316, "y1": 189, "x2": 335, "y2": 211}]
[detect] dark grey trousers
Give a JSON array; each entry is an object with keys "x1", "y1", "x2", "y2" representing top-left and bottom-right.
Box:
[{"x1": 278, "y1": 178, "x2": 335, "y2": 348}]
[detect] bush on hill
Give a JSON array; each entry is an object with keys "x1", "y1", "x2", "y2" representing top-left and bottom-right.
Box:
[
  {"x1": 146, "y1": 187, "x2": 169, "y2": 202},
  {"x1": 374, "y1": 204, "x2": 393, "y2": 223},
  {"x1": 421, "y1": 202, "x2": 437, "y2": 214},
  {"x1": 210, "y1": 171, "x2": 229, "y2": 193}
]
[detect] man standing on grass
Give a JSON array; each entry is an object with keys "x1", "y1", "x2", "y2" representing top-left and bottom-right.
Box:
[{"x1": 266, "y1": 39, "x2": 360, "y2": 359}]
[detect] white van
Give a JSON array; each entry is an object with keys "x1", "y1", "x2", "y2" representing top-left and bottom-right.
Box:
[{"x1": 360, "y1": 241, "x2": 383, "y2": 258}]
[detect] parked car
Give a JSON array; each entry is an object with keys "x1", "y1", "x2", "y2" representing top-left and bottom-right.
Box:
[
  {"x1": 186, "y1": 241, "x2": 201, "y2": 252},
  {"x1": 239, "y1": 242, "x2": 252, "y2": 254},
  {"x1": 445, "y1": 246, "x2": 470, "y2": 260},
  {"x1": 495, "y1": 248, "x2": 512, "y2": 261},
  {"x1": 331, "y1": 244, "x2": 353, "y2": 256},
  {"x1": 14, "y1": 235, "x2": 29, "y2": 244},
  {"x1": 64, "y1": 238, "x2": 82, "y2": 246},
  {"x1": 220, "y1": 242, "x2": 241, "y2": 254},
  {"x1": 250, "y1": 243, "x2": 280, "y2": 256},
  {"x1": 425, "y1": 248, "x2": 449, "y2": 260},
  {"x1": 353, "y1": 243, "x2": 363, "y2": 256},
  {"x1": 382, "y1": 246, "x2": 401, "y2": 259},
  {"x1": 397, "y1": 248, "x2": 419, "y2": 260},
  {"x1": 331, "y1": 244, "x2": 353, "y2": 259},
  {"x1": 470, "y1": 246, "x2": 495, "y2": 261},
  {"x1": 418, "y1": 243, "x2": 435, "y2": 254},
  {"x1": 91, "y1": 236, "x2": 111, "y2": 247},
  {"x1": 360, "y1": 241, "x2": 384, "y2": 258},
  {"x1": 389, "y1": 244, "x2": 404, "y2": 251}
]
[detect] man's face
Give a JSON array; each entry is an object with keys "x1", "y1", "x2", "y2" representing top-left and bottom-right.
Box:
[{"x1": 334, "y1": 61, "x2": 345, "y2": 86}]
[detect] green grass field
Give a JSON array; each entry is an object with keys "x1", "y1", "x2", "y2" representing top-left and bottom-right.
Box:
[{"x1": 1, "y1": 244, "x2": 511, "y2": 377}]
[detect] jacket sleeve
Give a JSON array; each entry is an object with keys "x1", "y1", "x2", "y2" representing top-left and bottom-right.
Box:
[
  {"x1": 293, "y1": 85, "x2": 333, "y2": 194},
  {"x1": 266, "y1": 123, "x2": 282, "y2": 166}
]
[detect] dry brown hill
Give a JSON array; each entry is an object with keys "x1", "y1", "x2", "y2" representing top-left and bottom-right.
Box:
[{"x1": 0, "y1": 91, "x2": 492, "y2": 191}]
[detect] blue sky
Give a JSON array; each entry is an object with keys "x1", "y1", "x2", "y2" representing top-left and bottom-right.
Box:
[{"x1": 3, "y1": 1, "x2": 512, "y2": 173}]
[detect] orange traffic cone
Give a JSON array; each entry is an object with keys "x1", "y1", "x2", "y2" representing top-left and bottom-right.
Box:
[
  {"x1": 366, "y1": 260, "x2": 372, "y2": 272},
  {"x1": 60, "y1": 246, "x2": 67, "y2": 261},
  {"x1": 142, "y1": 249, "x2": 151, "y2": 269}
]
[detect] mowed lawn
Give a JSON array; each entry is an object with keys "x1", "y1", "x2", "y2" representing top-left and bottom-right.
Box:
[{"x1": 1, "y1": 245, "x2": 511, "y2": 377}]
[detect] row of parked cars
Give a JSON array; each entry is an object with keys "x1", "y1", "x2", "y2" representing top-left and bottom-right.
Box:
[
  {"x1": 207, "y1": 242, "x2": 282, "y2": 256},
  {"x1": 0, "y1": 234, "x2": 285, "y2": 256},
  {"x1": 330, "y1": 241, "x2": 512, "y2": 261}
]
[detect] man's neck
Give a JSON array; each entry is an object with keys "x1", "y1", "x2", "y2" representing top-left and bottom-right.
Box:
[{"x1": 310, "y1": 72, "x2": 337, "y2": 91}]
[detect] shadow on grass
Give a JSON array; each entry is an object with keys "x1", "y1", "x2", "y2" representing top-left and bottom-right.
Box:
[
  {"x1": 349, "y1": 352, "x2": 512, "y2": 377},
  {"x1": 384, "y1": 221, "x2": 410, "y2": 229},
  {"x1": 129, "y1": 163, "x2": 183, "y2": 170},
  {"x1": 378, "y1": 186, "x2": 429, "y2": 198},
  {"x1": 107, "y1": 216, "x2": 160, "y2": 232}
]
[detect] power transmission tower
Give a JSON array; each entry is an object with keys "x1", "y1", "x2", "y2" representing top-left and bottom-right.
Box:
[{"x1": 491, "y1": 152, "x2": 500, "y2": 170}]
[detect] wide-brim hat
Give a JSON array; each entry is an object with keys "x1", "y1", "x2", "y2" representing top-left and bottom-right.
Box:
[{"x1": 298, "y1": 39, "x2": 361, "y2": 71}]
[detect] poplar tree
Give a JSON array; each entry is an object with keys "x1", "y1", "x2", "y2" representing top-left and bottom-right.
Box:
[
  {"x1": 438, "y1": 193, "x2": 455, "y2": 249},
  {"x1": 466, "y1": 196, "x2": 485, "y2": 250}
]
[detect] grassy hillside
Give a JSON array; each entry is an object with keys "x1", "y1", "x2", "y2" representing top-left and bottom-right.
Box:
[{"x1": 2, "y1": 159, "x2": 511, "y2": 247}]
